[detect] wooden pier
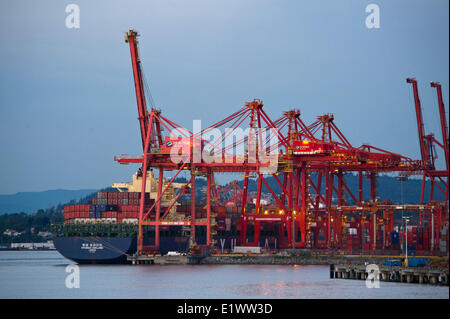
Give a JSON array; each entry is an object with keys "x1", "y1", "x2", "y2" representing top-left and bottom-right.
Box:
[{"x1": 330, "y1": 264, "x2": 449, "y2": 285}]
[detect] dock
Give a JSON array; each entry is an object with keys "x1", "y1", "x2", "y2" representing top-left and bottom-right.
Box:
[
  {"x1": 331, "y1": 264, "x2": 449, "y2": 285},
  {"x1": 127, "y1": 255, "x2": 189, "y2": 265}
]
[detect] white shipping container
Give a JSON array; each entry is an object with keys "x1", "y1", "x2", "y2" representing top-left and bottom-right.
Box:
[
  {"x1": 122, "y1": 218, "x2": 138, "y2": 224},
  {"x1": 233, "y1": 246, "x2": 261, "y2": 254}
]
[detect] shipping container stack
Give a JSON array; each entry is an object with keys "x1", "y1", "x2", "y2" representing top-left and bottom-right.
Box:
[
  {"x1": 343, "y1": 221, "x2": 362, "y2": 254},
  {"x1": 390, "y1": 230, "x2": 400, "y2": 251},
  {"x1": 216, "y1": 206, "x2": 227, "y2": 231},
  {"x1": 173, "y1": 204, "x2": 237, "y2": 232},
  {"x1": 63, "y1": 191, "x2": 155, "y2": 224},
  {"x1": 63, "y1": 205, "x2": 90, "y2": 223},
  {"x1": 398, "y1": 226, "x2": 427, "y2": 256}
]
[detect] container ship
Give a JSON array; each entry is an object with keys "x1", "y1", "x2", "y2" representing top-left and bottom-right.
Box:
[{"x1": 51, "y1": 170, "x2": 243, "y2": 264}]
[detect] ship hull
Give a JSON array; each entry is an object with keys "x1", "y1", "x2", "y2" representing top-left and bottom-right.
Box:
[
  {"x1": 53, "y1": 235, "x2": 242, "y2": 264},
  {"x1": 53, "y1": 237, "x2": 137, "y2": 264}
]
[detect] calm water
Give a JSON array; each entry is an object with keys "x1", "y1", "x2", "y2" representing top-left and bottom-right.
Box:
[{"x1": 0, "y1": 251, "x2": 448, "y2": 299}]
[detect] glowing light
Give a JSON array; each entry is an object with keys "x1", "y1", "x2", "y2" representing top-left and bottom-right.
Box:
[{"x1": 302, "y1": 140, "x2": 310, "y2": 145}]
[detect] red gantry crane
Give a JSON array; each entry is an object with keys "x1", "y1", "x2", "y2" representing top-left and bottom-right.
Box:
[{"x1": 117, "y1": 30, "x2": 448, "y2": 256}]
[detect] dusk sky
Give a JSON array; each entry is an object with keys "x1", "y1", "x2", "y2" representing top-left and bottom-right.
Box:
[{"x1": 0, "y1": 0, "x2": 448, "y2": 194}]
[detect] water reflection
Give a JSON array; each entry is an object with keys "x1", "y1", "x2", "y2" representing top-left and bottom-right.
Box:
[{"x1": 0, "y1": 251, "x2": 448, "y2": 299}]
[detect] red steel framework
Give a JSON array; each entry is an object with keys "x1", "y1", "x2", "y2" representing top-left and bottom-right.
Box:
[
  {"x1": 117, "y1": 30, "x2": 449, "y2": 255},
  {"x1": 406, "y1": 78, "x2": 449, "y2": 233}
]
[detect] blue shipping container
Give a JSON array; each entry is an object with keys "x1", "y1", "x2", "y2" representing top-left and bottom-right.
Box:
[
  {"x1": 95, "y1": 205, "x2": 106, "y2": 212},
  {"x1": 391, "y1": 232, "x2": 400, "y2": 245},
  {"x1": 408, "y1": 257, "x2": 427, "y2": 267},
  {"x1": 384, "y1": 260, "x2": 401, "y2": 267},
  {"x1": 106, "y1": 205, "x2": 118, "y2": 211}
]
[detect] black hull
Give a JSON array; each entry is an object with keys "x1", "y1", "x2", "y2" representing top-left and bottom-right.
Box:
[
  {"x1": 53, "y1": 237, "x2": 137, "y2": 264},
  {"x1": 53, "y1": 235, "x2": 242, "y2": 264}
]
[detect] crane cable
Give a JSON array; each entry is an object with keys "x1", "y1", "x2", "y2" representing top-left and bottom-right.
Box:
[{"x1": 140, "y1": 63, "x2": 156, "y2": 110}]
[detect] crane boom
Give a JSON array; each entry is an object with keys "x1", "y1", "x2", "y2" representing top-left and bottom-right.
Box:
[
  {"x1": 125, "y1": 30, "x2": 149, "y2": 151},
  {"x1": 406, "y1": 78, "x2": 432, "y2": 169},
  {"x1": 430, "y1": 81, "x2": 449, "y2": 170}
]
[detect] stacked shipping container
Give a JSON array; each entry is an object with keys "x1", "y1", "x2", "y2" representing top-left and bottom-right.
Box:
[{"x1": 64, "y1": 192, "x2": 155, "y2": 224}]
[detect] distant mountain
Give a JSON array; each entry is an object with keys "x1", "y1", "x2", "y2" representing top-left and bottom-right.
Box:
[
  {"x1": 0, "y1": 189, "x2": 98, "y2": 215},
  {"x1": 0, "y1": 174, "x2": 444, "y2": 215},
  {"x1": 231, "y1": 174, "x2": 445, "y2": 205}
]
